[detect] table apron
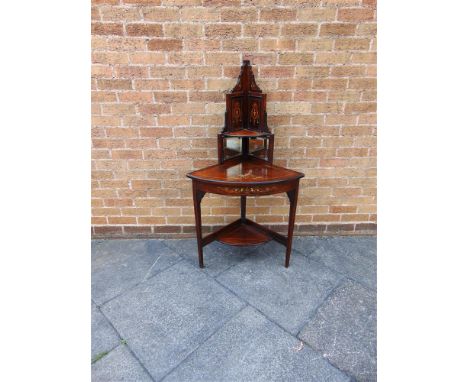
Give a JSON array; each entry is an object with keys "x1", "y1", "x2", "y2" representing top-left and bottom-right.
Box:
[{"x1": 195, "y1": 180, "x2": 298, "y2": 196}]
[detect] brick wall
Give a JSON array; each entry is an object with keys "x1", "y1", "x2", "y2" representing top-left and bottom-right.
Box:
[{"x1": 91, "y1": 0, "x2": 377, "y2": 238}]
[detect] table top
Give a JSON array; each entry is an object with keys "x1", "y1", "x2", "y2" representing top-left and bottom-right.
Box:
[
  {"x1": 222, "y1": 129, "x2": 271, "y2": 137},
  {"x1": 187, "y1": 156, "x2": 304, "y2": 185}
]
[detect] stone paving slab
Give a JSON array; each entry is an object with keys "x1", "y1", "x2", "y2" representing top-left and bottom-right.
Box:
[
  {"x1": 299, "y1": 279, "x2": 377, "y2": 382},
  {"x1": 164, "y1": 306, "x2": 351, "y2": 382},
  {"x1": 91, "y1": 302, "x2": 120, "y2": 361},
  {"x1": 217, "y1": 241, "x2": 344, "y2": 334},
  {"x1": 92, "y1": 239, "x2": 181, "y2": 305},
  {"x1": 296, "y1": 237, "x2": 377, "y2": 290},
  {"x1": 163, "y1": 239, "x2": 256, "y2": 277},
  {"x1": 92, "y1": 345, "x2": 153, "y2": 382},
  {"x1": 101, "y1": 260, "x2": 245, "y2": 381}
]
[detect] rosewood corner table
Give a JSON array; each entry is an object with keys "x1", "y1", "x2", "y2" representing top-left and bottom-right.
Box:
[{"x1": 187, "y1": 60, "x2": 304, "y2": 268}]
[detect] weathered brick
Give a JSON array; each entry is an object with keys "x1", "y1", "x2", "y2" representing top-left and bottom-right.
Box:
[
  {"x1": 345, "y1": 102, "x2": 377, "y2": 113},
  {"x1": 281, "y1": 24, "x2": 317, "y2": 37},
  {"x1": 92, "y1": 91, "x2": 117, "y2": 102},
  {"x1": 164, "y1": 23, "x2": 203, "y2": 37},
  {"x1": 331, "y1": 65, "x2": 366, "y2": 77},
  {"x1": 122, "y1": 0, "x2": 161, "y2": 3},
  {"x1": 260, "y1": 66, "x2": 295, "y2": 78},
  {"x1": 92, "y1": 22, "x2": 124, "y2": 36},
  {"x1": 100, "y1": 6, "x2": 142, "y2": 22},
  {"x1": 134, "y1": 79, "x2": 169, "y2": 90},
  {"x1": 222, "y1": 8, "x2": 257, "y2": 22},
  {"x1": 148, "y1": 39, "x2": 182, "y2": 51},
  {"x1": 185, "y1": 39, "x2": 221, "y2": 50},
  {"x1": 205, "y1": 52, "x2": 240, "y2": 65},
  {"x1": 153, "y1": 91, "x2": 187, "y2": 103},
  {"x1": 171, "y1": 79, "x2": 205, "y2": 90},
  {"x1": 278, "y1": 53, "x2": 314, "y2": 65},
  {"x1": 244, "y1": 24, "x2": 279, "y2": 37},
  {"x1": 142, "y1": 7, "x2": 179, "y2": 21},
  {"x1": 92, "y1": 1, "x2": 377, "y2": 238},
  {"x1": 126, "y1": 23, "x2": 163, "y2": 36},
  {"x1": 260, "y1": 9, "x2": 295, "y2": 21},
  {"x1": 348, "y1": 77, "x2": 377, "y2": 89},
  {"x1": 320, "y1": 23, "x2": 357, "y2": 37},
  {"x1": 205, "y1": 24, "x2": 241, "y2": 38},
  {"x1": 338, "y1": 8, "x2": 375, "y2": 22},
  {"x1": 115, "y1": 66, "x2": 149, "y2": 78},
  {"x1": 129, "y1": 52, "x2": 165, "y2": 64},
  {"x1": 150, "y1": 67, "x2": 186, "y2": 78},
  {"x1": 118, "y1": 92, "x2": 153, "y2": 102},
  {"x1": 334, "y1": 38, "x2": 370, "y2": 51},
  {"x1": 180, "y1": 7, "x2": 219, "y2": 21},
  {"x1": 297, "y1": 39, "x2": 333, "y2": 51},
  {"x1": 97, "y1": 79, "x2": 133, "y2": 90},
  {"x1": 168, "y1": 52, "x2": 204, "y2": 64},
  {"x1": 259, "y1": 39, "x2": 295, "y2": 51},
  {"x1": 223, "y1": 39, "x2": 257, "y2": 51},
  {"x1": 297, "y1": 8, "x2": 336, "y2": 21},
  {"x1": 314, "y1": 78, "x2": 347, "y2": 90},
  {"x1": 315, "y1": 52, "x2": 351, "y2": 64}
]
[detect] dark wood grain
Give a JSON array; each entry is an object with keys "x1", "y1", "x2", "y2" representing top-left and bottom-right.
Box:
[
  {"x1": 187, "y1": 156, "x2": 303, "y2": 185},
  {"x1": 188, "y1": 60, "x2": 303, "y2": 268}
]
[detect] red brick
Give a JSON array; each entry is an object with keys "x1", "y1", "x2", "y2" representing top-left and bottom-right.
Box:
[
  {"x1": 91, "y1": 1, "x2": 377, "y2": 238},
  {"x1": 338, "y1": 8, "x2": 375, "y2": 22},
  {"x1": 222, "y1": 8, "x2": 257, "y2": 22},
  {"x1": 92, "y1": 23, "x2": 124, "y2": 36},
  {"x1": 260, "y1": 9, "x2": 296, "y2": 21},
  {"x1": 281, "y1": 24, "x2": 317, "y2": 37},
  {"x1": 97, "y1": 79, "x2": 133, "y2": 90},
  {"x1": 143, "y1": 7, "x2": 179, "y2": 21},
  {"x1": 205, "y1": 24, "x2": 241, "y2": 38},
  {"x1": 126, "y1": 23, "x2": 163, "y2": 36},
  {"x1": 320, "y1": 23, "x2": 356, "y2": 36},
  {"x1": 148, "y1": 39, "x2": 182, "y2": 51}
]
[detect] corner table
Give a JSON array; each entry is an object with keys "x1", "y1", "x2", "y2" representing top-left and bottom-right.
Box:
[
  {"x1": 186, "y1": 59, "x2": 304, "y2": 268},
  {"x1": 187, "y1": 155, "x2": 304, "y2": 268}
]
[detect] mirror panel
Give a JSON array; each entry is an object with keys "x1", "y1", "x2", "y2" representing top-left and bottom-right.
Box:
[
  {"x1": 249, "y1": 137, "x2": 268, "y2": 160},
  {"x1": 223, "y1": 137, "x2": 242, "y2": 160}
]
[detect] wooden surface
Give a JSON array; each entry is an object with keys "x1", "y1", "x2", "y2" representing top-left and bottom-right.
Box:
[
  {"x1": 223, "y1": 129, "x2": 270, "y2": 137},
  {"x1": 216, "y1": 220, "x2": 271, "y2": 246},
  {"x1": 223, "y1": 60, "x2": 269, "y2": 135},
  {"x1": 188, "y1": 61, "x2": 303, "y2": 268},
  {"x1": 187, "y1": 156, "x2": 303, "y2": 185}
]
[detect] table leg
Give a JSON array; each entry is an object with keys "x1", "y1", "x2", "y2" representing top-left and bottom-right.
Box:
[
  {"x1": 240, "y1": 195, "x2": 246, "y2": 222},
  {"x1": 192, "y1": 182, "x2": 206, "y2": 268},
  {"x1": 285, "y1": 184, "x2": 299, "y2": 268}
]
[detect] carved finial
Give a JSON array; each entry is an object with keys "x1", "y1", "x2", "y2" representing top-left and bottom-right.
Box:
[
  {"x1": 231, "y1": 60, "x2": 262, "y2": 93},
  {"x1": 223, "y1": 60, "x2": 269, "y2": 134}
]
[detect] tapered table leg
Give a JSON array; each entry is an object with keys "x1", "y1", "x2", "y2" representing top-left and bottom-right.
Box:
[
  {"x1": 240, "y1": 195, "x2": 246, "y2": 222},
  {"x1": 285, "y1": 183, "x2": 299, "y2": 268},
  {"x1": 192, "y1": 182, "x2": 205, "y2": 268}
]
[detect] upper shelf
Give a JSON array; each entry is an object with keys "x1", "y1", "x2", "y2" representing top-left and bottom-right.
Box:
[
  {"x1": 187, "y1": 156, "x2": 304, "y2": 185},
  {"x1": 222, "y1": 129, "x2": 271, "y2": 138}
]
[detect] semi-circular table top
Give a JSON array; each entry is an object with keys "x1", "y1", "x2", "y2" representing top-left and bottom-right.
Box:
[{"x1": 187, "y1": 156, "x2": 304, "y2": 186}]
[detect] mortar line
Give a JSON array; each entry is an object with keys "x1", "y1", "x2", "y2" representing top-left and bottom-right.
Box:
[
  {"x1": 91, "y1": 342, "x2": 120, "y2": 364},
  {"x1": 212, "y1": 279, "x2": 352, "y2": 380},
  {"x1": 159, "y1": 305, "x2": 250, "y2": 382},
  {"x1": 98, "y1": 306, "x2": 157, "y2": 382},
  {"x1": 294, "y1": 277, "x2": 346, "y2": 338},
  {"x1": 94, "y1": 238, "x2": 185, "y2": 307},
  {"x1": 292, "y1": 240, "x2": 377, "y2": 292},
  {"x1": 97, "y1": 257, "x2": 184, "y2": 307},
  {"x1": 212, "y1": 276, "x2": 296, "y2": 338}
]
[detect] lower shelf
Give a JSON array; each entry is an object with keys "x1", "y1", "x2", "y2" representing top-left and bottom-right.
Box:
[{"x1": 216, "y1": 220, "x2": 272, "y2": 246}]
